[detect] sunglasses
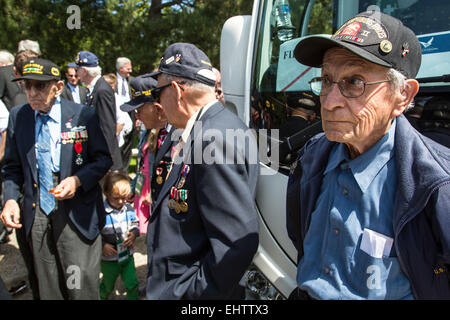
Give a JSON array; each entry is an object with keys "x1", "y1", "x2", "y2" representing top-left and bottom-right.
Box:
[
  {"x1": 24, "y1": 80, "x2": 53, "y2": 91},
  {"x1": 151, "y1": 81, "x2": 186, "y2": 102}
]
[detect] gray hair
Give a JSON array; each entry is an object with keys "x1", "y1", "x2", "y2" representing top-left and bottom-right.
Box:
[
  {"x1": 84, "y1": 66, "x2": 102, "y2": 77},
  {"x1": 160, "y1": 73, "x2": 215, "y2": 94},
  {"x1": 0, "y1": 50, "x2": 14, "y2": 65},
  {"x1": 386, "y1": 68, "x2": 415, "y2": 111},
  {"x1": 17, "y1": 40, "x2": 41, "y2": 55},
  {"x1": 116, "y1": 57, "x2": 131, "y2": 70}
]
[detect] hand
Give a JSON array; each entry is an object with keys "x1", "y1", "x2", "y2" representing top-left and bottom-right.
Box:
[
  {"x1": 102, "y1": 243, "x2": 117, "y2": 257},
  {"x1": 123, "y1": 232, "x2": 136, "y2": 248},
  {"x1": 52, "y1": 176, "x2": 81, "y2": 200},
  {"x1": 1, "y1": 200, "x2": 22, "y2": 229}
]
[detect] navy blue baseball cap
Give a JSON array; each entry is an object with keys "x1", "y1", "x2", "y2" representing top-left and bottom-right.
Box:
[
  {"x1": 70, "y1": 51, "x2": 99, "y2": 67},
  {"x1": 149, "y1": 42, "x2": 217, "y2": 86},
  {"x1": 294, "y1": 11, "x2": 421, "y2": 79},
  {"x1": 120, "y1": 75, "x2": 157, "y2": 112}
]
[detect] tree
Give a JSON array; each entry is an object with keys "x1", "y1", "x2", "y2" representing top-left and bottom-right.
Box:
[{"x1": 0, "y1": 0, "x2": 252, "y2": 75}]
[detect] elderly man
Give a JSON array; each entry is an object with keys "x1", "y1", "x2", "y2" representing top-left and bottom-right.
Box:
[
  {"x1": 120, "y1": 75, "x2": 174, "y2": 235},
  {"x1": 1, "y1": 58, "x2": 112, "y2": 299},
  {"x1": 73, "y1": 51, "x2": 123, "y2": 171},
  {"x1": 145, "y1": 43, "x2": 259, "y2": 299},
  {"x1": 286, "y1": 11, "x2": 450, "y2": 300}
]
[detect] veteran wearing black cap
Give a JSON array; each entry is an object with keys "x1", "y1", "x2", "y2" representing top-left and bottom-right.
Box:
[
  {"x1": 120, "y1": 75, "x2": 174, "y2": 235},
  {"x1": 1, "y1": 58, "x2": 112, "y2": 299},
  {"x1": 144, "y1": 43, "x2": 259, "y2": 299},
  {"x1": 286, "y1": 11, "x2": 450, "y2": 300}
]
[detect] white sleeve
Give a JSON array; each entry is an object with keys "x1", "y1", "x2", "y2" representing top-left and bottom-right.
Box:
[{"x1": 0, "y1": 100, "x2": 9, "y2": 132}]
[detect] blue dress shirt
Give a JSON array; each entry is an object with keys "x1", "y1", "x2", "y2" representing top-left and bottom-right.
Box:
[
  {"x1": 297, "y1": 118, "x2": 413, "y2": 300},
  {"x1": 35, "y1": 98, "x2": 61, "y2": 172},
  {"x1": 67, "y1": 83, "x2": 81, "y2": 104}
]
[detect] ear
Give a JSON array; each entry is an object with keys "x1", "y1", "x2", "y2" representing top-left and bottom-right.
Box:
[
  {"x1": 391, "y1": 79, "x2": 419, "y2": 118},
  {"x1": 153, "y1": 102, "x2": 167, "y2": 121},
  {"x1": 55, "y1": 80, "x2": 65, "y2": 97}
]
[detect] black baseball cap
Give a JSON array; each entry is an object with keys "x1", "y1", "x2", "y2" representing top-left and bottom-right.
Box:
[
  {"x1": 13, "y1": 58, "x2": 61, "y2": 82},
  {"x1": 120, "y1": 75, "x2": 157, "y2": 112},
  {"x1": 149, "y1": 42, "x2": 217, "y2": 86},
  {"x1": 294, "y1": 11, "x2": 422, "y2": 79}
]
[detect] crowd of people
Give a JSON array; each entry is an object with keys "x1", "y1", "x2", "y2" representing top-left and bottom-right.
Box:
[{"x1": 0, "y1": 10, "x2": 448, "y2": 301}]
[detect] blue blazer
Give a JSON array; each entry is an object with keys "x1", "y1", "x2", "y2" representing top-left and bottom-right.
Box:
[
  {"x1": 146, "y1": 102, "x2": 259, "y2": 300},
  {"x1": 2, "y1": 98, "x2": 113, "y2": 241}
]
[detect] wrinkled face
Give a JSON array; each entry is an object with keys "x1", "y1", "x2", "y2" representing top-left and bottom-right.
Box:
[
  {"x1": 156, "y1": 74, "x2": 181, "y2": 128},
  {"x1": 66, "y1": 67, "x2": 79, "y2": 86},
  {"x1": 320, "y1": 48, "x2": 400, "y2": 153},
  {"x1": 25, "y1": 80, "x2": 63, "y2": 113},
  {"x1": 135, "y1": 102, "x2": 166, "y2": 129},
  {"x1": 76, "y1": 67, "x2": 87, "y2": 83},
  {"x1": 119, "y1": 63, "x2": 132, "y2": 78}
]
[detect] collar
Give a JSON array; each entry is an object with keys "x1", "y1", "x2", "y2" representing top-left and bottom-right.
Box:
[
  {"x1": 180, "y1": 99, "x2": 217, "y2": 144},
  {"x1": 324, "y1": 118, "x2": 397, "y2": 193},
  {"x1": 116, "y1": 72, "x2": 126, "y2": 81},
  {"x1": 34, "y1": 97, "x2": 61, "y2": 123},
  {"x1": 67, "y1": 83, "x2": 77, "y2": 91},
  {"x1": 104, "y1": 200, "x2": 127, "y2": 214},
  {"x1": 88, "y1": 75, "x2": 101, "y2": 92}
]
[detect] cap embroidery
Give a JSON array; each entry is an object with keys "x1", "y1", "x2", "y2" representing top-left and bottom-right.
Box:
[
  {"x1": 402, "y1": 43, "x2": 410, "y2": 57},
  {"x1": 165, "y1": 56, "x2": 175, "y2": 65},
  {"x1": 51, "y1": 67, "x2": 60, "y2": 77},
  {"x1": 23, "y1": 63, "x2": 44, "y2": 75}
]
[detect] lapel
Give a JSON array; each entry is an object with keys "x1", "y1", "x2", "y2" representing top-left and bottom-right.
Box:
[
  {"x1": 24, "y1": 105, "x2": 38, "y2": 183},
  {"x1": 59, "y1": 100, "x2": 76, "y2": 179},
  {"x1": 150, "y1": 103, "x2": 223, "y2": 219},
  {"x1": 154, "y1": 126, "x2": 175, "y2": 165}
]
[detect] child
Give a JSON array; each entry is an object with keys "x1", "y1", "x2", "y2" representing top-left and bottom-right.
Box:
[{"x1": 99, "y1": 171, "x2": 140, "y2": 300}]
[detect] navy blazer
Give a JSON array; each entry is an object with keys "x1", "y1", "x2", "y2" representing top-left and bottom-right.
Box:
[
  {"x1": 2, "y1": 98, "x2": 113, "y2": 241},
  {"x1": 146, "y1": 102, "x2": 259, "y2": 300}
]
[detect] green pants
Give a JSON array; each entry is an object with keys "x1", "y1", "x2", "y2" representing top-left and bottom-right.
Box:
[{"x1": 99, "y1": 257, "x2": 139, "y2": 300}]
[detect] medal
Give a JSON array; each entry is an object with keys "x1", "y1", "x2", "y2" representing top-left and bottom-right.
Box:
[
  {"x1": 174, "y1": 201, "x2": 181, "y2": 214},
  {"x1": 74, "y1": 142, "x2": 83, "y2": 165},
  {"x1": 168, "y1": 199, "x2": 176, "y2": 210},
  {"x1": 156, "y1": 167, "x2": 163, "y2": 184},
  {"x1": 180, "y1": 201, "x2": 188, "y2": 213},
  {"x1": 177, "y1": 165, "x2": 190, "y2": 188}
]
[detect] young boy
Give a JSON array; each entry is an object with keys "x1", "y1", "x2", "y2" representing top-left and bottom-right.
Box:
[{"x1": 99, "y1": 171, "x2": 140, "y2": 300}]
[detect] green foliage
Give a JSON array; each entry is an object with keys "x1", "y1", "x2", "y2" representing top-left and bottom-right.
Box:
[{"x1": 0, "y1": 0, "x2": 252, "y2": 76}]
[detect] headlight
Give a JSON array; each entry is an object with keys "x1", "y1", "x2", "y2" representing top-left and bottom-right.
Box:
[{"x1": 245, "y1": 265, "x2": 284, "y2": 300}]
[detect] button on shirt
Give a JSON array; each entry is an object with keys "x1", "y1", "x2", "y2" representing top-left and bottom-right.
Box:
[
  {"x1": 297, "y1": 118, "x2": 413, "y2": 300},
  {"x1": 35, "y1": 98, "x2": 61, "y2": 172}
]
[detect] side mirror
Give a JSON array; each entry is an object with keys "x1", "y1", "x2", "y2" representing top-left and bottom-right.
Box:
[{"x1": 220, "y1": 15, "x2": 252, "y2": 122}]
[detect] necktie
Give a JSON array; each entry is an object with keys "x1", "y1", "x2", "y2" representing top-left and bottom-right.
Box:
[
  {"x1": 36, "y1": 114, "x2": 55, "y2": 215},
  {"x1": 122, "y1": 78, "x2": 127, "y2": 96},
  {"x1": 157, "y1": 128, "x2": 168, "y2": 149}
]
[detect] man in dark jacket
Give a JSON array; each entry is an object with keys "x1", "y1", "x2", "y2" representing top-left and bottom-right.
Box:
[
  {"x1": 286, "y1": 11, "x2": 450, "y2": 299},
  {"x1": 73, "y1": 51, "x2": 123, "y2": 171}
]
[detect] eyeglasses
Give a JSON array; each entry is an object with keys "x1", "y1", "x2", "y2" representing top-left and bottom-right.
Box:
[
  {"x1": 309, "y1": 76, "x2": 391, "y2": 98},
  {"x1": 24, "y1": 80, "x2": 52, "y2": 91},
  {"x1": 151, "y1": 81, "x2": 185, "y2": 102}
]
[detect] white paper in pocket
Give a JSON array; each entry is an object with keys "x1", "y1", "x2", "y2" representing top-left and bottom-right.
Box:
[{"x1": 360, "y1": 228, "x2": 394, "y2": 258}]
